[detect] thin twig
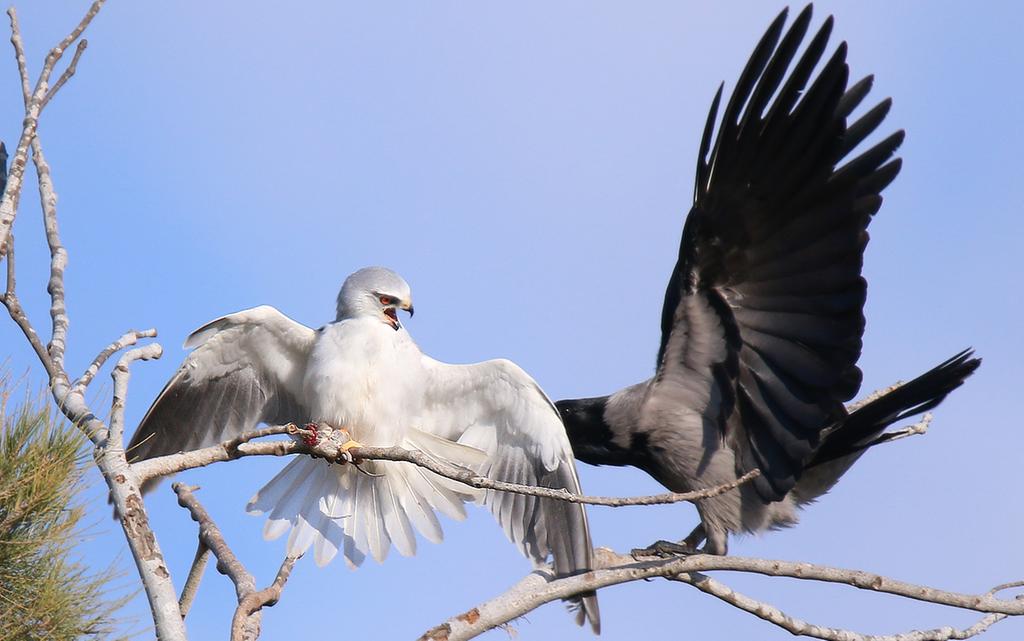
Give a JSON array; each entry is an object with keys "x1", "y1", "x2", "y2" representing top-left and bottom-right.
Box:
[
  {"x1": 1, "y1": 289, "x2": 57, "y2": 378},
  {"x1": 2, "y1": 231, "x2": 12, "y2": 297},
  {"x1": 109, "y1": 344, "x2": 163, "y2": 450},
  {"x1": 179, "y1": 542, "x2": 210, "y2": 619},
  {"x1": 0, "y1": 2, "x2": 104, "y2": 258},
  {"x1": 75, "y1": 328, "x2": 158, "y2": 393},
  {"x1": 861, "y1": 413, "x2": 932, "y2": 448},
  {"x1": 7, "y1": 9, "x2": 30, "y2": 103},
  {"x1": 173, "y1": 485, "x2": 257, "y2": 607},
  {"x1": 40, "y1": 39, "x2": 87, "y2": 109},
  {"x1": 988, "y1": 581, "x2": 1024, "y2": 597},
  {"x1": 232, "y1": 556, "x2": 300, "y2": 639},
  {"x1": 131, "y1": 424, "x2": 761, "y2": 508},
  {"x1": 175, "y1": 484, "x2": 295, "y2": 641}
]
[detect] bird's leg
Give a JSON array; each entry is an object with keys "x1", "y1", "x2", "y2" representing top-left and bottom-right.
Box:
[
  {"x1": 683, "y1": 523, "x2": 707, "y2": 549},
  {"x1": 333, "y1": 424, "x2": 364, "y2": 463},
  {"x1": 631, "y1": 523, "x2": 709, "y2": 559}
]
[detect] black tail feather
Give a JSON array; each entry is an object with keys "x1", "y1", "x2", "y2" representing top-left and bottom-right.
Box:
[{"x1": 809, "y1": 350, "x2": 980, "y2": 466}]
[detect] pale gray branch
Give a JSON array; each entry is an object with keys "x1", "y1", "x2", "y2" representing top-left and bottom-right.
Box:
[
  {"x1": 109, "y1": 344, "x2": 163, "y2": 451},
  {"x1": 40, "y1": 38, "x2": 87, "y2": 109},
  {"x1": 860, "y1": 413, "x2": 932, "y2": 449},
  {"x1": 0, "y1": 226, "x2": 54, "y2": 377},
  {"x1": 75, "y1": 328, "x2": 159, "y2": 393},
  {"x1": 174, "y1": 484, "x2": 298, "y2": 641},
  {"x1": 1, "y1": 5, "x2": 187, "y2": 640},
  {"x1": 178, "y1": 541, "x2": 210, "y2": 620},
  {"x1": 35, "y1": 134, "x2": 69, "y2": 368},
  {"x1": 130, "y1": 423, "x2": 761, "y2": 508},
  {"x1": 9, "y1": 4, "x2": 73, "y2": 369},
  {"x1": 2, "y1": 229, "x2": 12, "y2": 296},
  {"x1": 1, "y1": 288, "x2": 57, "y2": 378},
  {"x1": 233, "y1": 556, "x2": 299, "y2": 638},
  {"x1": 425, "y1": 548, "x2": 1023, "y2": 641},
  {"x1": 0, "y1": 2, "x2": 104, "y2": 259},
  {"x1": 680, "y1": 570, "x2": 1011, "y2": 641},
  {"x1": 7, "y1": 9, "x2": 30, "y2": 102}
]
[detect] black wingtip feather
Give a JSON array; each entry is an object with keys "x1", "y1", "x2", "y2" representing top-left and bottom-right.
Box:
[
  {"x1": 841, "y1": 98, "x2": 893, "y2": 157},
  {"x1": 837, "y1": 75, "x2": 875, "y2": 117},
  {"x1": 738, "y1": 6, "x2": 813, "y2": 133},
  {"x1": 695, "y1": 83, "x2": 724, "y2": 202},
  {"x1": 859, "y1": 157, "x2": 903, "y2": 199}
]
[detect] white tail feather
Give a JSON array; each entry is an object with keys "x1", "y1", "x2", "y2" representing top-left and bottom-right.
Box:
[{"x1": 245, "y1": 431, "x2": 486, "y2": 567}]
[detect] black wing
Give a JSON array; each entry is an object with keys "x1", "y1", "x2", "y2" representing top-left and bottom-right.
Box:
[{"x1": 651, "y1": 5, "x2": 903, "y2": 501}]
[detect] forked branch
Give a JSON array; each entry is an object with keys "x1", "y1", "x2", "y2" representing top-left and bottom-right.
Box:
[
  {"x1": 423, "y1": 548, "x2": 1024, "y2": 641},
  {"x1": 174, "y1": 484, "x2": 299, "y2": 641}
]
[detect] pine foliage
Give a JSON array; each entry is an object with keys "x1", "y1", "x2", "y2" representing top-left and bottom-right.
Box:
[{"x1": 0, "y1": 381, "x2": 126, "y2": 641}]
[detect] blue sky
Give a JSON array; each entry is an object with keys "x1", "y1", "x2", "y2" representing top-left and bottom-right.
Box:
[{"x1": 2, "y1": 2, "x2": 1022, "y2": 639}]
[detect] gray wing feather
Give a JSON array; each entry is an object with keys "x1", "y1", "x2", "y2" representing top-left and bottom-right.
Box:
[
  {"x1": 419, "y1": 356, "x2": 600, "y2": 633},
  {"x1": 127, "y1": 305, "x2": 316, "y2": 492}
]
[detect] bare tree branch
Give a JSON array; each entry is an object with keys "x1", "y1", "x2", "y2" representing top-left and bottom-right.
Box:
[
  {"x1": 131, "y1": 423, "x2": 761, "y2": 508},
  {"x1": 40, "y1": 39, "x2": 88, "y2": 109},
  {"x1": 179, "y1": 542, "x2": 210, "y2": 620},
  {"x1": 1, "y1": 5, "x2": 188, "y2": 640},
  {"x1": 1, "y1": 288, "x2": 58, "y2": 379},
  {"x1": 9, "y1": 4, "x2": 77, "y2": 370},
  {"x1": 678, "y1": 570, "x2": 1012, "y2": 641},
  {"x1": 7, "y1": 10, "x2": 30, "y2": 101},
  {"x1": 0, "y1": 2, "x2": 104, "y2": 259},
  {"x1": 424, "y1": 547, "x2": 1023, "y2": 641},
  {"x1": 858, "y1": 413, "x2": 932, "y2": 449},
  {"x1": 174, "y1": 484, "x2": 298, "y2": 641},
  {"x1": 110, "y1": 344, "x2": 163, "y2": 452},
  {"x1": 233, "y1": 556, "x2": 299, "y2": 638},
  {"x1": 2, "y1": 230, "x2": 12, "y2": 296},
  {"x1": 35, "y1": 136, "x2": 69, "y2": 368},
  {"x1": 75, "y1": 328, "x2": 159, "y2": 393}
]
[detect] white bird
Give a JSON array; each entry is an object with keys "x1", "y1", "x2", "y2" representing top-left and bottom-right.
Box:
[{"x1": 128, "y1": 266, "x2": 599, "y2": 631}]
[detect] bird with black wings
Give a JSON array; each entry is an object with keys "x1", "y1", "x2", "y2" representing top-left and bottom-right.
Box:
[{"x1": 556, "y1": 5, "x2": 979, "y2": 556}]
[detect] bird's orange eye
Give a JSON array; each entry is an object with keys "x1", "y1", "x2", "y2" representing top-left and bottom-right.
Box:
[{"x1": 379, "y1": 295, "x2": 393, "y2": 306}]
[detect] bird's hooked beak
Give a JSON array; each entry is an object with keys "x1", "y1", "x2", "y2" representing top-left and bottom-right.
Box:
[{"x1": 383, "y1": 301, "x2": 414, "y2": 331}]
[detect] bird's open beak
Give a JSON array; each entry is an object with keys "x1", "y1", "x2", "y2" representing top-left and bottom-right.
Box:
[{"x1": 401, "y1": 302, "x2": 414, "y2": 318}]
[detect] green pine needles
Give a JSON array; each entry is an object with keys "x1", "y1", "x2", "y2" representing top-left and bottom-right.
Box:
[{"x1": 0, "y1": 380, "x2": 126, "y2": 641}]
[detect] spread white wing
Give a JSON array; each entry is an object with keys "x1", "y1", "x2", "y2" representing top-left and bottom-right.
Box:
[
  {"x1": 127, "y1": 305, "x2": 316, "y2": 490},
  {"x1": 418, "y1": 356, "x2": 600, "y2": 632}
]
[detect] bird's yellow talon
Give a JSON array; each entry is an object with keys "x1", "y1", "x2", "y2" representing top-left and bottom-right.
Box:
[{"x1": 340, "y1": 439, "x2": 364, "y2": 452}]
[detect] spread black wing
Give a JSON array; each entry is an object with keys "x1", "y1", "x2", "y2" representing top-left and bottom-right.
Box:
[{"x1": 651, "y1": 5, "x2": 903, "y2": 501}]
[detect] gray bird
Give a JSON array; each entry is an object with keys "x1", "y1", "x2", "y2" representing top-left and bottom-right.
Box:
[{"x1": 556, "y1": 5, "x2": 980, "y2": 556}]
